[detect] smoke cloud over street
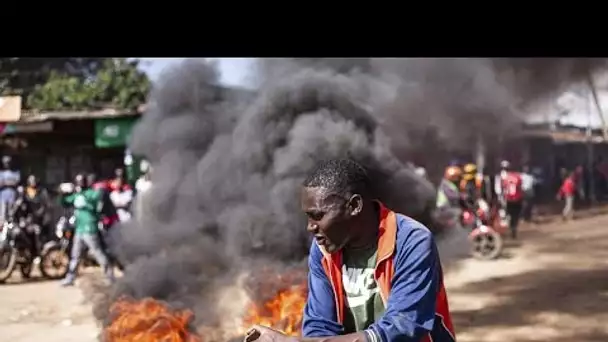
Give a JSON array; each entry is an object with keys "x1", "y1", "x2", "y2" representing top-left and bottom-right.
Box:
[{"x1": 95, "y1": 58, "x2": 607, "y2": 330}]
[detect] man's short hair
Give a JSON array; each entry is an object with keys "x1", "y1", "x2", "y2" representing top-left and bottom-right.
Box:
[{"x1": 302, "y1": 158, "x2": 371, "y2": 198}]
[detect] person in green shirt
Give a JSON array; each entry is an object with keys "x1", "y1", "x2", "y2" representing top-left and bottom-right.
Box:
[{"x1": 60, "y1": 173, "x2": 115, "y2": 286}]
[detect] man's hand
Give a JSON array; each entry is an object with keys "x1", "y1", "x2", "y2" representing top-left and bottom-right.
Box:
[{"x1": 244, "y1": 325, "x2": 298, "y2": 342}]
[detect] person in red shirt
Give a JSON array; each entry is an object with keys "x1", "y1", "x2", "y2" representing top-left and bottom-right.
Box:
[
  {"x1": 494, "y1": 160, "x2": 524, "y2": 239},
  {"x1": 108, "y1": 168, "x2": 131, "y2": 192},
  {"x1": 557, "y1": 170, "x2": 576, "y2": 221},
  {"x1": 87, "y1": 173, "x2": 120, "y2": 229}
]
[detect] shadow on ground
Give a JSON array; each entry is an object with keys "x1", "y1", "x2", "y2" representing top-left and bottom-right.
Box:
[
  {"x1": 533, "y1": 203, "x2": 608, "y2": 224},
  {"x1": 1, "y1": 273, "x2": 61, "y2": 286},
  {"x1": 451, "y1": 267, "x2": 608, "y2": 339},
  {"x1": 451, "y1": 213, "x2": 608, "y2": 341}
]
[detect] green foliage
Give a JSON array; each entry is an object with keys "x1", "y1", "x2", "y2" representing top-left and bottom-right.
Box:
[
  {"x1": 26, "y1": 59, "x2": 151, "y2": 111},
  {"x1": 0, "y1": 58, "x2": 105, "y2": 98}
]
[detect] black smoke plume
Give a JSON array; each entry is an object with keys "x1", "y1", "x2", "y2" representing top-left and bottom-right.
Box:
[{"x1": 94, "y1": 58, "x2": 607, "y2": 331}]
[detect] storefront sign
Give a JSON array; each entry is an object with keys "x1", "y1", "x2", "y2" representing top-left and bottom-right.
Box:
[
  {"x1": 0, "y1": 96, "x2": 21, "y2": 122},
  {"x1": 94, "y1": 117, "x2": 138, "y2": 148}
]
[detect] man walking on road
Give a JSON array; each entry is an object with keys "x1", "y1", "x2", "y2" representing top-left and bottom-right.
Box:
[
  {"x1": 495, "y1": 160, "x2": 524, "y2": 239},
  {"x1": 60, "y1": 174, "x2": 114, "y2": 286},
  {"x1": 558, "y1": 170, "x2": 577, "y2": 221}
]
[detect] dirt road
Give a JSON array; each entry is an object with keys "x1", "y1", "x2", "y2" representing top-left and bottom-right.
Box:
[
  {"x1": 0, "y1": 277, "x2": 98, "y2": 342},
  {"x1": 0, "y1": 214, "x2": 607, "y2": 342},
  {"x1": 446, "y1": 215, "x2": 608, "y2": 342}
]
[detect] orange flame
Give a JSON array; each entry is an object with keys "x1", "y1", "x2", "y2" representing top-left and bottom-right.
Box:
[
  {"x1": 103, "y1": 296, "x2": 202, "y2": 342},
  {"x1": 241, "y1": 284, "x2": 307, "y2": 336}
]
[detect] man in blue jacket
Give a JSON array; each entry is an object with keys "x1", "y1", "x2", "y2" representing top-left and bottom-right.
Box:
[{"x1": 246, "y1": 159, "x2": 456, "y2": 342}]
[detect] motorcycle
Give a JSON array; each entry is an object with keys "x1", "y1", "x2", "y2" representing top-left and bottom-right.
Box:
[
  {"x1": 38, "y1": 210, "x2": 75, "y2": 279},
  {"x1": 40, "y1": 182, "x2": 102, "y2": 280},
  {"x1": 463, "y1": 200, "x2": 507, "y2": 260},
  {"x1": 0, "y1": 216, "x2": 40, "y2": 282},
  {"x1": 40, "y1": 208, "x2": 124, "y2": 280}
]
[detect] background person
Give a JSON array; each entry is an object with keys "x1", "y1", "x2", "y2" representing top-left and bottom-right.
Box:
[{"x1": 0, "y1": 156, "x2": 20, "y2": 224}]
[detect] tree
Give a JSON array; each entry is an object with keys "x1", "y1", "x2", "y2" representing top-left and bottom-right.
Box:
[
  {"x1": 0, "y1": 58, "x2": 151, "y2": 111},
  {"x1": 0, "y1": 58, "x2": 105, "y2": 99},
  {"x1": 27, "y1": 59, "x2": 151, "y2": 111}
]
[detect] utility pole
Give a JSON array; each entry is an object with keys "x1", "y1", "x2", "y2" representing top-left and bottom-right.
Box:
[
  {"x1": 586, "y1": 70, "x2": 608, "y2": 140},
  {"x1": 585, "y1": 77, "x2": 597, "y2": 204},
  {"x1": 475, "y1": 133, "x2": 485, "y2": 174},
  {"x1": 475, "y1": 133, "x2": 493, "y2": 201}
]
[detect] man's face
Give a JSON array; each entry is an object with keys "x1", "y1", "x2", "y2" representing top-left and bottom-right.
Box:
[
  {"x1": 27, "y1": 175, "x2": 36, "y2": 187},
  {"x1": 75, "y1": 175, "x2": 85, "y2": 188},
  {"x1": 115, "y1": 168, "x2": 124, "y2": 179},
  {"x1": 301, "y1": 186, "x2": 359, "y2": 253}
]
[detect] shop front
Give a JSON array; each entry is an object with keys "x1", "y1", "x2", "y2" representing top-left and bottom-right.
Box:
[{"x1": 0, "y1": 112, "x2": 141, "y2": 187}]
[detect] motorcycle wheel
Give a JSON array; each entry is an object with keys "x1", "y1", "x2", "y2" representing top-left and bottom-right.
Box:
[
  {"x1": 0, "y1": 246, "x2": 17, "y2": 283},
  {"x1": 469, "y1": 228, "x2": 503, "y2": 260},
  {"x1": 20, "y1": 262, "x2": 32, "y2": 279},
  {"x1": 40, "y1": 245, "x2": 70, "y2": 280}
]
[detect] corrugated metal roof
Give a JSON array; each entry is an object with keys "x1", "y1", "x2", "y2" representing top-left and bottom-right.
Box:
[
  {"x1": 18, "y1": 107, "x2": 141, "y2": 123},
  {"x1": 525, "y1": 71, "x2": 608, "y2": 129},
  {"x1": 523, "y1": 129, "x2": 606, "y2": 143},
  {"x1": 13, "y1": 84, "x2": 253, "y2": 123}
]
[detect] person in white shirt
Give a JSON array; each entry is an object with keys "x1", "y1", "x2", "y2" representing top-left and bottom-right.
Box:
[
  {"x1": 109, "y1": 177, "x2": 133, "y2": 222},
  {"x1": 494, "y1": 161, "x2": 509, "y2": 221},
  {"x1": 520, "y1": 165, "x2": 536, "y2": 222},
  {"x1": 135, "y1": 161, "x2": 152, "y2": 194},
  {"x1": 134, "y1": 161, "x2": 152, "y2": 222}
]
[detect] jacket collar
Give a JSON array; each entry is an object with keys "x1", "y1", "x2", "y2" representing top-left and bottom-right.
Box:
[{"x1": 319, "y1": 200, "x2": 397, "y2": 268}]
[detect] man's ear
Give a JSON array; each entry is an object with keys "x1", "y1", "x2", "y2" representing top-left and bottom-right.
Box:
[{"x1": 348, "y1": 194, "x2": 363, "y2": 217}]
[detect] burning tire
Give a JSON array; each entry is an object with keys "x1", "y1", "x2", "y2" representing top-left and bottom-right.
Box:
[
  {"x1": 39, "y1": 244, "x2": 69, "y2": 280},
  {"x1": 469, "y1": 225, "x2": 503, "y2": 260}
]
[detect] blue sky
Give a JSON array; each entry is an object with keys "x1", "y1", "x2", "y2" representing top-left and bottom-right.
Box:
[{"x1": 137, "y1": 58, "x2": 254, "y2": 87}]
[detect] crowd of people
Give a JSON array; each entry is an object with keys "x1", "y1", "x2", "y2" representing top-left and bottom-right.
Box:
[
  {"x1": 435, "y1": 159, "x2": 589, "y2": 240},
  {"x1": 0, "y1": 148, "x2": 596, "y2": 290},
  {"x1": 0, "y1": 155, "x2": 152, "y2": 286}
]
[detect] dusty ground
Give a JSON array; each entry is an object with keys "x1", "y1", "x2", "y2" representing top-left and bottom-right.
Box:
[
  {"x1": 0, "y1": 214, "x2": 607, "y2": 342},
  {"x1": 445, "y1": 215, "x2": 608, "y2": 342},
  {"x1": 0, "y1": 274, "x2": 99, "y2": 342}
]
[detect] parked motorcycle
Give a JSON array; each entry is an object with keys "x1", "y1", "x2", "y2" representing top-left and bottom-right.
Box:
[
  {"x1": 39, "y1": 210, "x2": 75, "y2": 279},
  {"x1": 40, "y1": 208, "x2": 124, "y2": 280},
  {"x1": 40, "y1": 182, "x2": 100, "y2": 280},
  {"x1": 464, "y1": 201, "x2": 507, "y2": 260},
  {"x1": 0, "y1": 216, "x2": 39, "y2": 282}
]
